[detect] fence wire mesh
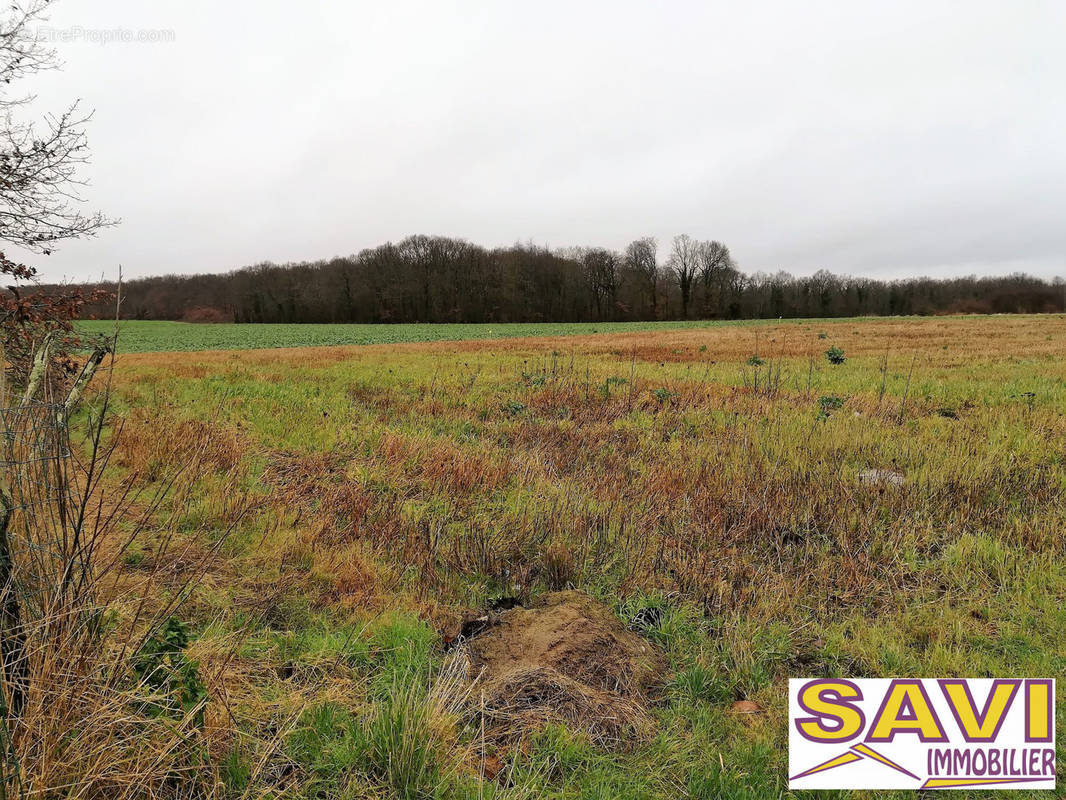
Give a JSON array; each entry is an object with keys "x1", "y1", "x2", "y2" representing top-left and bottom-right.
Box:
[{"x1": 0, "y1": 402, "x2": 83, "y2": 613}]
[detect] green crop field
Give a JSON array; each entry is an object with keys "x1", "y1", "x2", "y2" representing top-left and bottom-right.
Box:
[{"x1": 77, "y1": 318, "x2": 895, "y2": 353}]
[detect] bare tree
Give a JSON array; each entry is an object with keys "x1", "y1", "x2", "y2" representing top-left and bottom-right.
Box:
[
  {"x1": 580, "y1": 248, "x2": 620, "y2": 321},
  {"x1": 1, "y1": 1, "x2": 113, "y2": 253},
  {"x1": 44, "y1": 237, "x2": 1066, "y2": 324},
  {"x1": 0, "y1": 1, "x2": 114, "y2": 388},
  {"x1": 624, "y1": 237, "x2": 658, "y2": 319},
  {"x1": 667, "y1": 234, "x2": 699, "y2": 318},
  {"x1": 697, "y1": 239, "x2": 736, "y2": 316}
]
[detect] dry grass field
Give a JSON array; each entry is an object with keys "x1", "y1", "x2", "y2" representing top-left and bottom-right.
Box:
[{"x1": 89, "y1": 315, "x2": 1065, "y2": 799}]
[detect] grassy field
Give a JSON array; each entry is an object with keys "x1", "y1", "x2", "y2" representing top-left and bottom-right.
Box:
[
  {"x1": 80, "y1": 318, "x2": 896, "y2": 353},
  {"x1": 94, "y1": 314, "x2": 1065, "y2": 799}
]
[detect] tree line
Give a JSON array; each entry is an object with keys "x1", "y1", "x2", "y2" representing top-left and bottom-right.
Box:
[{"x1": 53, "y1": 234, "x2": 1065, "y2": 323}]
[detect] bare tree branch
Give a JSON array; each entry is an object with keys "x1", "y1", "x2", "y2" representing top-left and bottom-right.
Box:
[{"x1": 0, "y1": 1, "x2": 115, "y2": 253}]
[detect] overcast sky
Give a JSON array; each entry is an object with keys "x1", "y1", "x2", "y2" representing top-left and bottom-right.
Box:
[{"x1": 17, "y1": 0, "x2": 1066, "y2": 282}]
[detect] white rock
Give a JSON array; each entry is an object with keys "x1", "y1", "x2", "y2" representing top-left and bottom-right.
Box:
[{"x1": 858, "y1": 469, "x2": 905, "y2": 488}]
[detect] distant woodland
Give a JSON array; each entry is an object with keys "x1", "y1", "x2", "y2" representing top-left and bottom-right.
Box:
[{"x1": 53, "y1": 235, "x2": 1065, "y2": 323}]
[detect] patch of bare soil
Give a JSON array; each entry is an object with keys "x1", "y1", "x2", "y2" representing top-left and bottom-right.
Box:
[{"x1": 462, "y1": 591, "x2": 667, "y2": 748}]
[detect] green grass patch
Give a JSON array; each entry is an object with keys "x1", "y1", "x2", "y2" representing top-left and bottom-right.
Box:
[{"x1": 81, "y1": 317, "x2": 905, "y2": 353}]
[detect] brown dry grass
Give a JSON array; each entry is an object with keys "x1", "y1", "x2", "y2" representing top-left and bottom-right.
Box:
[
  {"x1": 74, "y1": 313, "x2": 1066, "y2": 798},
  {"x1": 103, "y1": 314, "x2": 1066, "y2": 626},
  {"x1": 111, "y1": 314, "x2": 1066, "y2": 370}
]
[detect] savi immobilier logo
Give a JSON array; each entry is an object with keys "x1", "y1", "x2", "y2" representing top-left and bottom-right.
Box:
[{"x1": 789, "y1": 678, "x2": 1056, "y2": 790}]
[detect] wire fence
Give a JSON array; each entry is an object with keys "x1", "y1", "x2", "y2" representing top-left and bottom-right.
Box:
[{"x1": 0, "y1": 402, "x2": 82, "y2": 611}]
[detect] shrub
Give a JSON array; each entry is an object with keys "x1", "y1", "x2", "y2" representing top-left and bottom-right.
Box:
[
  {"x1": 818, "y1": 395, "x2": 845, "y2": 420},
  {"x1": 818, "y1": 395, "x2": 844, "y2": 411},
  {"x1": 180, "y1": 305, "x2": 232, "y2": 323},
  {"x1": 502, "y1": 400, "x2": 527, "y2": 416},
  {"x1": 825, "y1": 345, "x2": 846, "y2": 365},
  {"x1": 132, "y1": 617, "x2": 208, "y2": 727},
  {"x1": 652, "y1": 387, "x2": 679, "y2": 404}
]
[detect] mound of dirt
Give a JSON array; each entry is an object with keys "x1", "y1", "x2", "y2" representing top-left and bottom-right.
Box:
[{"x1": 463, "y1": 591, "x2": 667, "y2": 747}]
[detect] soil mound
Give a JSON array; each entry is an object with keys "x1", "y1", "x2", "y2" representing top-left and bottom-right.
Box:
[{"x1": 463, "y1": 591, "x2": 667, "y2": 747}]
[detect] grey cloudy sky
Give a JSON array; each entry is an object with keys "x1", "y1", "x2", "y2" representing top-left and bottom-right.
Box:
[{"x1": 19, "y1": 0, "x2": 1066, "y2": 282}]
